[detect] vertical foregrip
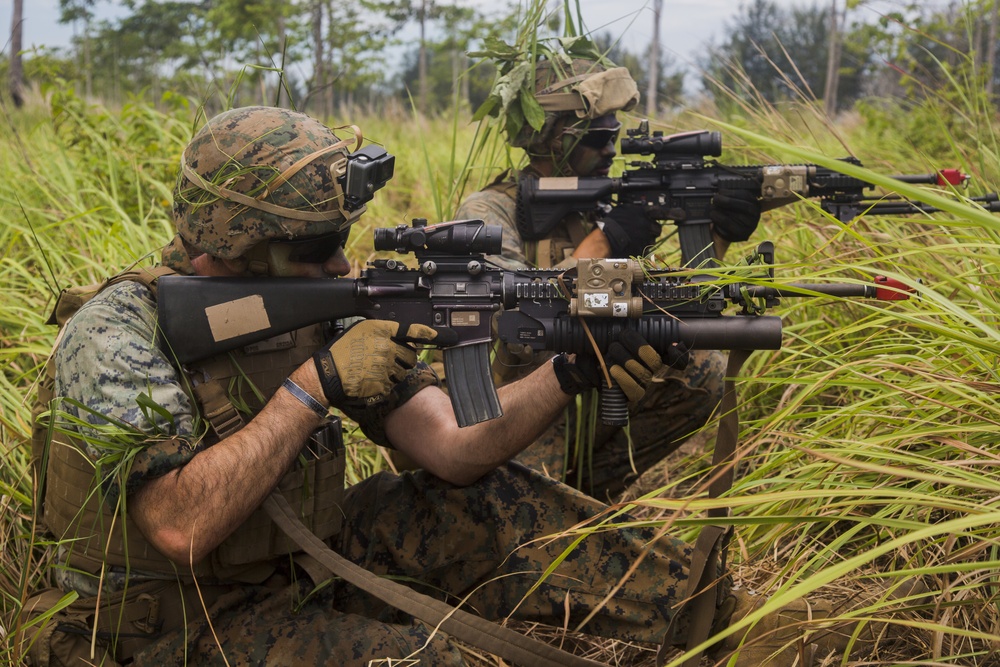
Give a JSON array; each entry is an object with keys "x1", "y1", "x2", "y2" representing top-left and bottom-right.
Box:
[
  {"x1": 600, "y1": 384, "x2": 629, "y2": 426},
  {"x1": 678, "y1": 220, "x2": 718, "y2": 269},
  {"x1": 443, "y1": 343, "x2": 503, "y2": 427}
]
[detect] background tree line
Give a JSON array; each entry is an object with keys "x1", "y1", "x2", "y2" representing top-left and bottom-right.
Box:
[{"x1": 4, "y1": 0, "x2": 1000, "y2": 119}]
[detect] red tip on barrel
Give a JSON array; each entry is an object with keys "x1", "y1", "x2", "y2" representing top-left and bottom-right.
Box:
[
  {"x1": 937, "y1": 169, "x2": 969, "y2": 186},
  {"x1": 874, "y1": 276, "x2": 913, "y2": 300}
]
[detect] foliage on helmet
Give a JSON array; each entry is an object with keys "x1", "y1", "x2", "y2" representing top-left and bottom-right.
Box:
[
  {"x1": 172, "y1": 106, "x2": 360, "y2": 260},
  {"x1": 470, "y1": 35, "x2": 634, "y2": 152}
]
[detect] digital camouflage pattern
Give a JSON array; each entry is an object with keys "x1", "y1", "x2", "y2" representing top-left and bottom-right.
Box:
[
  {"x1": 171, "y1": 106, "x2": 359, "y2": 261},
  {"x1": 136, "y1": 463, "x2": 706, "y2": 665},
  {"x1": 50, "y1": 277, "x2": 704, "y2": 665},
  {"x1": 53, "y1": 280, "x2": 203, "y2": 503},
  {"x1": 47, "y1": 279, "x2": 437, "y2": 597},
  {"x1": 454, "y1": 185, "x2": 726, "y2": 500}
]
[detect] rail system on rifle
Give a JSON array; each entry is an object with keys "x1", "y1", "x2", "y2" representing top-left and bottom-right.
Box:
[{"x1": 159, "y1": 219, "x2": 913, "y2": 427}]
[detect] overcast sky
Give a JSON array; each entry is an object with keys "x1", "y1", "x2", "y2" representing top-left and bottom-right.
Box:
[{"x1": 3, "y1": 0, "x2": 902, "y2": 73}]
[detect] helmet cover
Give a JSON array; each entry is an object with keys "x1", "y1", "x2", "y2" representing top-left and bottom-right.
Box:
[
  {"x1": 171, "y1": 106, "x2": 363, "y2": 260},
  {"x1": 512, "y1": 58, "x2": 639, "y2": 152}
]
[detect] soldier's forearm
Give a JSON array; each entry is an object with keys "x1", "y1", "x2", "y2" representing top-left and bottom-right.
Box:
[
  {"x1": 131, "y1": 364, "x2": 327, "y2": 565},
  {"x1": 386, "y1": 362, "x2": 571, "y2": 486}
]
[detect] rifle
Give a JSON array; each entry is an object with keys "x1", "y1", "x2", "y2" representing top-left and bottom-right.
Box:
[
  {"x1": 158, "y1": 218, "x2": 912, "y2": 428},
  {"x1": 518, "y1": 121, "x2": 1000, "y2": 267}
]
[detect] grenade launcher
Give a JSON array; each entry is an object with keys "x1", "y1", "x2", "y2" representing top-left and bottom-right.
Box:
[{"x1": 158, "y1": 218, "x2": 911, "y2": 428}]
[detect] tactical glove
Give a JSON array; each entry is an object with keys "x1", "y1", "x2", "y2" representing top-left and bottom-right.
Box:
[
  {"x1": 608, "y1": 330, "x2": 689, "y2": 402},
  {"x1": 552, "y1": 331, "x2": 689, "y2": 403},
  {"x1": 313, "y1": 320, "x2": 443, "y2": 407},
  {"x1": 709, "y1": 188, "x2": 762, "y2": 243},
  {"x1": 551, "y1": 353, "x2": 604, "y2": 395},
  {"x1": 598, "y1": 204, "x2": 661, "y2": 257}
]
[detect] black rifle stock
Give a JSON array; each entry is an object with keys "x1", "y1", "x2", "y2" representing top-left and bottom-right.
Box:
[
  {"x1": 158, "y1": 219, "x2": 911, "y2": 428},
  {"x1": 518, "y1": 123, "x2": 1000, "y2": 268}
]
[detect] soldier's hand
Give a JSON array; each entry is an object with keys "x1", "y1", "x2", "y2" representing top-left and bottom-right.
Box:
[
  {"x1": 313, "y1": 320, "x2": 445, "y2": 407},
  {"x1": 608, "y1": 330, "x2": 688, "y2": 402},
  {"x1": 598, "y1": 204, "x2": 660, "y2": 257},
  {"x1": 551, "y1": 353, "x2": 605, "y2": 395},
  {"x1": 709, "y1": 188, "x2": 762, "y2": 243}
]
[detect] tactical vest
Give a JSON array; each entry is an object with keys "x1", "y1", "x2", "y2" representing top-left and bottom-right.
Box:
[{"x1": 32, "y1": 267, "x2": 345, "y2": 584}]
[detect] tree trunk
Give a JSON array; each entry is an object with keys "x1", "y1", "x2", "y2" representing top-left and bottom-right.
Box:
[
  {"x1": 9, "y1": 0, "x2": 24, "y2": 107},
  {"x1": 645, "y1": 0, "x2": 662, "y2": 117},
  {"x1": 418, "y1": 0, "x2": 429, "y2": 116},
  {"x1": 276, "y1": 8, "x2": 287, "y2": 106},
  {"x1": 312, "y1": 1, "x2": 325, "y2": 116},
  {"x1": 822, "y1": 0, "x2": 842, "y2": 117},
  {"x1": 323, "y1": 0, "x2": 334, "y2": 118},
  {"x1": 987, "y1": 0, "x2": 999, "y2": 101},
  {"x1": 83, "y1": 18, "x2": 93, "y2": 100}
]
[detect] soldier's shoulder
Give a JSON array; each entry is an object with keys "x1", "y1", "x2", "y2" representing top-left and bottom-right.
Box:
[
  {"x1": 456, "y1": 187, "x2": 517, "y2": 223},
  {"x1": 58, "y1": 279, "x2": 159, "y2": 357},
  {"x1": 72, "y1": 279, "x2": 158, "y2": 326}
]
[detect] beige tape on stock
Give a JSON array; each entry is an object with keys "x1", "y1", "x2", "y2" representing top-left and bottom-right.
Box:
[{"x1": 205, "y1": 295, "x2": 271, "y2": 342}]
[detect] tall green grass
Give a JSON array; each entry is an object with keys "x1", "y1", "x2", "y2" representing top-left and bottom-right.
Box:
[{"x1": 3, "y1": 60, "x2": 1000, "y2": 665}]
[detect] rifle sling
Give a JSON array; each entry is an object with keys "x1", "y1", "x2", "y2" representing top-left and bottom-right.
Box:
[
  {"x1": 656, "y1": 348, "x2": 751, "y2": 667},
  {"x1": 262, "y1": 493, "x2": 606, "y2": 667}
]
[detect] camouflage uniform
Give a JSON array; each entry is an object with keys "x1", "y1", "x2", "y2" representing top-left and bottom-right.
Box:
[
  {"x1": 50, "y1": 276, "x2": 707, "y2": 665},
  {"x1": 456, "y1": 181, "x2": 727, "y2": 500},
  {"x1": 34, "y1": 104, "x2": 721, "y2": 666}
]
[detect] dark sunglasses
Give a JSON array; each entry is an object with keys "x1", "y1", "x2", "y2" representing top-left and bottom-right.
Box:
[
  {"x1": 276, "y1": 230, "x2": 349, "y2": 264},
  {"x1": 563, "y1": 122, "x2": 622, "y2": 149}
]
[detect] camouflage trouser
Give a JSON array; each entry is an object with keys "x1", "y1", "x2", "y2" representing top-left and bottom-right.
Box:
[
  {"x1": 136, "y1": 462, "x2": 710, "y2": 666},
  {"x1": 517, "y1": 349, "x2": 727, "y2": 500}
]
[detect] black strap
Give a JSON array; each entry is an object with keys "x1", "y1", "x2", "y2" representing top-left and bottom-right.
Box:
[
  {"x1": 657, "y1": 348, "x2": 752, "y2": 666},
  {"x1": 263, "y1": 493, "x2": 606, "y2": 667}
]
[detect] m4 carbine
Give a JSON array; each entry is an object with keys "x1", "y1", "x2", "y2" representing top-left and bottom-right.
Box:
[
  {"x1": 158, "y1": 219, "x2": 911, "y2": 428},
  {"x1": 518, "y1": 121, "x2": 1000, "y2": 267}
]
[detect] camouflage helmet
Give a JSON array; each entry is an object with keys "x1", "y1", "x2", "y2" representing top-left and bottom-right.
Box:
[
  {"x1": 171, "y1": 106, "x2": 364, "y2": 260},
  {"x1": 513, "y1": 58, "x2": 640, "y2": 153}
]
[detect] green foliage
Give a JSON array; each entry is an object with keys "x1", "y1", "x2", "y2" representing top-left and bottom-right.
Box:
[
  {"x1": 6, "y1": 7, "x2": 1000, "y2": 663},
  {"x1": 470, "y1": 29, "x2": 616, "y2": 144}
]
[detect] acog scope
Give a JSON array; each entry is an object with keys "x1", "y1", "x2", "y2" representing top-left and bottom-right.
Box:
[
  {"x1": 620, "y1": 127, "x2": 722, "y2": 158},
  {"x1": 373, "y1": 219, "x2": 503, "y2": 255}
]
